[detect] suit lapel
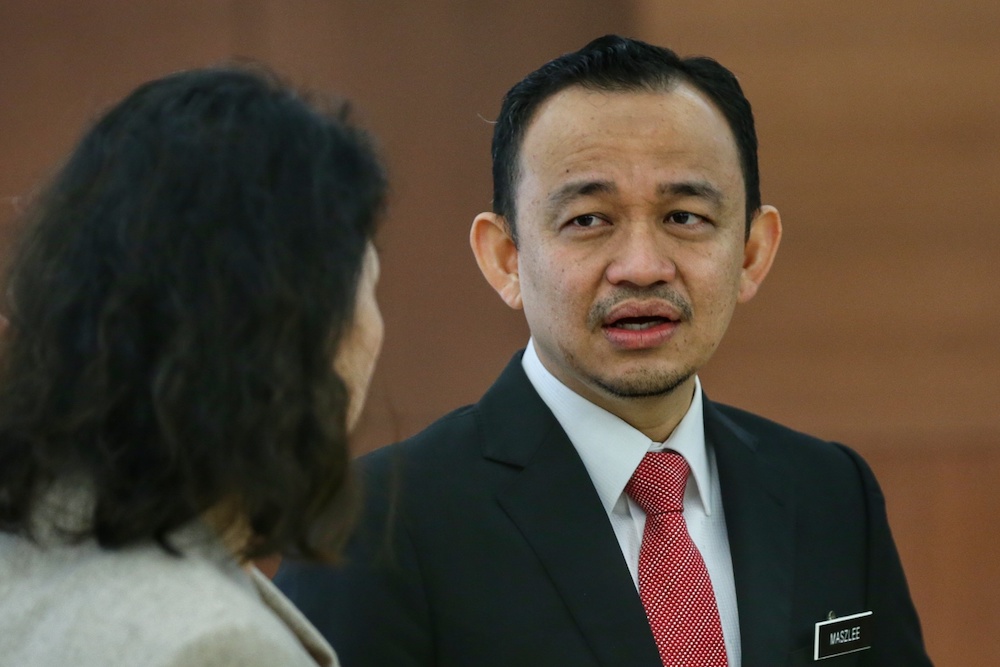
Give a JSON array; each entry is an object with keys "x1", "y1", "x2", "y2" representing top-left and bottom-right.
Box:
[
  {"x1": 479, "y1": 356, "x2": 662, "y2": 667},
  {"x1": 705, "y1": 400, "x2": 796, "y2": 667}
]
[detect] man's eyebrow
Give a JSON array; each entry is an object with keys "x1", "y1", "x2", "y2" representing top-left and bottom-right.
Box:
[
  {"x1": 545, "y1": 179, "x2": 726, "y2": 214},
  {"x1": 546, "y1": 180, "x2": 617, "y2": 213},
  {"x1": 659, "y1": 181, "x2": 725, "y2": 207}
]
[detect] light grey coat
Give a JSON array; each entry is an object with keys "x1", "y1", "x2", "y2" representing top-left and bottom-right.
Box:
[{"x1": 0, "y1": 510, "x2": 338, "y2": 667}]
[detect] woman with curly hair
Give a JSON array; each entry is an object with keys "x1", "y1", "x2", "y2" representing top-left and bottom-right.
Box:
[{"x1": 0, "y1": 65, "x2": 386, "y2": 666}]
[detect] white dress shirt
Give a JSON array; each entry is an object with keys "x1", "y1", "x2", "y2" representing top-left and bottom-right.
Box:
[{"x1": 522, "y1": 340, "x2": 742, "y2": 666}]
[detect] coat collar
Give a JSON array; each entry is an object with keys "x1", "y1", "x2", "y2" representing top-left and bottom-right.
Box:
[
  {"x1": 175, "y1": 523, "x2": 338, "y2": 666},
  {"x1": 249, "y1": 568, "x2": 338, "y2": 666}
]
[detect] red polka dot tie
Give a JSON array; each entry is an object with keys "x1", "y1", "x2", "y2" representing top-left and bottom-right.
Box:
[{"x1": 625, "y1": 451, "x2": 728, "y2": 667}]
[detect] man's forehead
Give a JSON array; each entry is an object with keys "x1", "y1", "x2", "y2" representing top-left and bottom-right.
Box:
[
  {"x1": 518, "y1": 84, "x2": 735, "y2": 165},
  {"x1": 515, "y1": 84, "x2": 741, "y2": 194},
  {"x1": 523, "y1": 82, "x2": 699, "y2": 136}
]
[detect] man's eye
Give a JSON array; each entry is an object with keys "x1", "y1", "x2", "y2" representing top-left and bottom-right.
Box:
[
  {"x1": 569, "y1": 214, "x2": 605, "y2": 228},
  {"x1": 667, "y1": 211, "x2": 705, "y2": 226}
]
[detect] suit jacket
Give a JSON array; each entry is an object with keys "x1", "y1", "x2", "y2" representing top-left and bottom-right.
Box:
[
  {"x1": 277, "y1": 354, "x2": 932, "y2": 667},
  {"x1": 0, "y1": 518, "x2": 337, "y2": 667}
]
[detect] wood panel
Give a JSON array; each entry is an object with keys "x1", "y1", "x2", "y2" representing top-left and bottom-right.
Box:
[{"x1": 861, "y1": 439, "x2": 1000, "y2": 666}]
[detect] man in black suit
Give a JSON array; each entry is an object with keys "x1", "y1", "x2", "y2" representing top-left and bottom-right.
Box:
[{"x1": 277, "y1": 35, "x2": 933, "y2": 666}]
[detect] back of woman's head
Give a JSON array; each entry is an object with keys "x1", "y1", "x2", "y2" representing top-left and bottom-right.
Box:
[{"x1": 0, "y1": 66, "x2": 386, "y2": 560}]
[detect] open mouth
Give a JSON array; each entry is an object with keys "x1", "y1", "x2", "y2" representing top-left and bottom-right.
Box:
[
  {"x1": 606, "y1": 316, "x2": 676, "y2": 331},
  {"x1": 600, "y1": 307, "x2": 681, "y2": 350}
]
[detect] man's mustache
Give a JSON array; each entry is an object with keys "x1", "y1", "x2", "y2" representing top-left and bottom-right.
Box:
[{"x1": 588, "y1": 286, "x2": 693, "y2": 328}]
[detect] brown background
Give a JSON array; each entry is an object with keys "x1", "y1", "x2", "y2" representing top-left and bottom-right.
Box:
[{"x1": 1, "y1": 2, "x2": 996, "y2": 665}]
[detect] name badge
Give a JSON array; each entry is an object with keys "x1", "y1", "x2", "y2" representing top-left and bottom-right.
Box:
[{"x1": 813, "y1": 611, "x2": 873, "y2": 661}]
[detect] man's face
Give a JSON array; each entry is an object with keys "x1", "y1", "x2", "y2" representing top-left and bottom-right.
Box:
[{"x1": 510, "y1": 84, "x2": 758, "y2": 408}]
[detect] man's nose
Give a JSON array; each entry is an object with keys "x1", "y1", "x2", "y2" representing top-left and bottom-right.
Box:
[{"x1": 604, "y1": 224, "x2": 677, "y2": 287}]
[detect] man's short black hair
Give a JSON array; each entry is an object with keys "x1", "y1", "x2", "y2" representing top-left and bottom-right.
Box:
[{"x1": 491, "y1": 34, "x2": 760, "y2": 241}]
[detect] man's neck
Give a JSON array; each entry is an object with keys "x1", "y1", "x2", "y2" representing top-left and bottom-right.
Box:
[
  {"x1": 521, "y1": 342, "x2": 699, "y2": 443},
  {"x1": 581, "y1": 378, "x2": 697, "y2": 443}
]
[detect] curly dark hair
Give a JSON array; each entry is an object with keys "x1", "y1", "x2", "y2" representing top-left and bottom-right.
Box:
[{"x1": 0, "y1": 65, "x2": 386, "y2": 561}]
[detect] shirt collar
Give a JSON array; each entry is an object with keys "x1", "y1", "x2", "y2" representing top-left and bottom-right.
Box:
[{"x1": 521, "y1": 339, "x2": 714, "y2": 516}]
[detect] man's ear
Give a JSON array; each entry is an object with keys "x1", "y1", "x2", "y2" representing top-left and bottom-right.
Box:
[
  {"x1": 738, "y1": 204, "x2": 782, "y2": 303},
  {"x1": 470, "y1": 212, "x2": 522, "y2": 310}
]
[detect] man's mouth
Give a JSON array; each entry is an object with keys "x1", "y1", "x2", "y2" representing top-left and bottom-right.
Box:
[
  {"x1": 606, "y1": 316, "x2": 676, "y2": 331},
  {"x1": 600, "y1": 309, "x2": 681, "y2": 350}
]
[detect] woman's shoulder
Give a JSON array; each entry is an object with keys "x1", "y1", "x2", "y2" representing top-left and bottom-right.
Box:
[{"x1": 0, "y1": 526, "x2": 328, "y2": 666}]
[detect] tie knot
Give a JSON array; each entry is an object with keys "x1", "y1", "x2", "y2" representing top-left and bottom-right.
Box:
[{"x1": 625, "y1": 451, "x2": 689, "y2": 515}]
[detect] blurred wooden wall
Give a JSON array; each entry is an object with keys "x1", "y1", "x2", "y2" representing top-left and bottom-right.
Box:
[{"x1": 1, "y1": 2, "x2": 995, "y2": 665}]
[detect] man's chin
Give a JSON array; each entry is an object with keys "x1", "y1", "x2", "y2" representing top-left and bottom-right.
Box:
[{"x1": 591, "y1": 369, "x2": 694, "y2": 400}]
